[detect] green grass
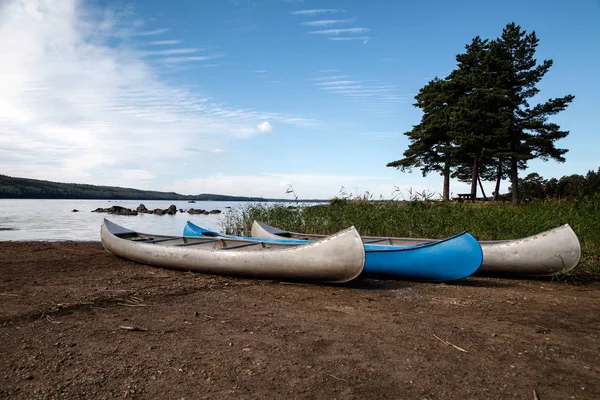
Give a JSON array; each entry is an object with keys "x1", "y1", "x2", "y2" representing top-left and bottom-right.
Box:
[{"x1": 220, "y1": 195, "x2": 600, "y2": 278}]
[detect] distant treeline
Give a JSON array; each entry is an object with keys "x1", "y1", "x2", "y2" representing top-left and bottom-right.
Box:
[
  {"x1": 512, "y1": 168, "x2": 600, "y2": 201},
  {"x1": 0, "y1": 174, "x2": 321, "y2": 202}
]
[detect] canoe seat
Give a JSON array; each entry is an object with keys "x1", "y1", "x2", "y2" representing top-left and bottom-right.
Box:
[
  {"x1": 175, "y1": 239, "x2": 220, "y2": 247},
  {"x1": 219, "y1": 242, "x2": 263, "y2": 250},
  {"x1": 139, "y1": 237, "x2": 181, "y2": 244}
]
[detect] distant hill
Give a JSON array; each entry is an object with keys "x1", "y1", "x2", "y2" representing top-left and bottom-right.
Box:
[{"x1": 0, "y1": 174, "x2": 322, "y2": 202}]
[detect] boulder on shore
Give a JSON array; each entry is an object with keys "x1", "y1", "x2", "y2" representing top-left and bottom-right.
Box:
[
  {"x1": 91, "y1": 206, "x2": 138, "y2": 216},
  {"x1": 166, "y1": 205, "x2": 177, "y2": 215},
  {"x1": 187, "y1": 208, "x2": 206, "y2": 215}
]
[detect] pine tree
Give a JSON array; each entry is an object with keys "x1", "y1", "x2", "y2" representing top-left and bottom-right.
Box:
[
  {"x1": 494, "y1": 23, "x2": 575, "y2": 204},
  {"x1": 386, "y1": 78, "x2": 459, "y2": 201}
]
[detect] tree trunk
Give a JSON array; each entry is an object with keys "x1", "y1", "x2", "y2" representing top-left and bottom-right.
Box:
[
  {"x1": 442, "y1": 160, "x2": 450, "y2": 201},
  {"x1": 478, "y1": 176, "x2": 487, "y2": 200},
  {"x1": 511, "y1": 156, "x2": 519, "y2": 205},
  {"x1": 494, "y1": 161, "x2": 502, "y2": 201},
  {"x1": 470, "y1": 153, "x2": 479, "y2": 202}
]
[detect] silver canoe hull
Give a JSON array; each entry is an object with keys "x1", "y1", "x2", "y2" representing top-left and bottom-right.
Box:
[
  {"x1": 251, "y1": 221, "x2": 581, "y2": 276},
  {"x1": 101, "y1": 219, "x2": 365, "y2": 283},
  {"x1": 477, "y1": 225, "x2": 581, "y2": 275}
]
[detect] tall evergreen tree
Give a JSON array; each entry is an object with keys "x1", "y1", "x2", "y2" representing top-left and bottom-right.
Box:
[
  {"x1": 448, "y1": 37, "x2": 500, "y2": 200},
  {"x1": 493, "y1": 23, "x2": 575, "y2": 204},
  {"x1": 386, "y1": 78, "x2": 459, "y2": 201}
]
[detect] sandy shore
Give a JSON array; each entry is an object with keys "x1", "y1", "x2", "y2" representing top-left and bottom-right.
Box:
[{"x1": 1, "y1": 241, "x2": 599, "y2": 399}]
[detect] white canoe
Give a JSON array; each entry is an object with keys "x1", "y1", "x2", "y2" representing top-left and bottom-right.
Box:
[
  {"x1": 101, "y1": 219, "x2": 365, "y2": 283},
  {"x1": 251, "y1": 221, "x2": 581, "y2": 276}
]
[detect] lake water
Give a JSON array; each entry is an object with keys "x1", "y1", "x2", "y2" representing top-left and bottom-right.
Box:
[{"x1": 0, "y1": 199, "x2": 267, "y2": 241}]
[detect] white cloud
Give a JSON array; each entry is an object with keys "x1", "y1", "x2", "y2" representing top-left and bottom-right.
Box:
[
  {"x1": 328, "y1": 36, "x2": 373, "y2": 41},
  {"x1": 309, "y1": 72, "x2": 409, "y2": 110},
  {"x1": 301, "y1": 19, "x2": 355, "y2": 26},
  {"x1": 135, "y1": 28, "x2": 169, "y2": 36},
  {"x1": 309, "y1": 75, "x2": 348, "y2": 81},
  {"x1": 183, "y1": 147, "x2": 227, "y2": 154},
  {"x1": 314, "y1": 80, "x2": 361, "y2": 86},
  {"x1": 123, "y1": 169, "x2": 154, "y2": 180},
  {"x1": 256, "y1": 121, "x2": 273, "y2": 133},
  {"x1": 140, "y1": 48, "x2": 203, "y2": 56},
  {"x1": 289, "y1": 9, "x2": 340, "y2": 16},
  {"x1": 309, "y1": 28, "x2": 370, "y2": 35},
  {"x1": 162, "y1": 54, "x2": 225, "y2": 63},
  {"x1": 148, "y1": 40, "x2": 181, "y2": 45},
  {"x1": 0, "y1": 0, "x2": 316, "y2": 184}
]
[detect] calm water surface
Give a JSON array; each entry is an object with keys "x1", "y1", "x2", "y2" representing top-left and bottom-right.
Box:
[{"x1": 0, "y1": 199, "x2": 258, "y2": 241}]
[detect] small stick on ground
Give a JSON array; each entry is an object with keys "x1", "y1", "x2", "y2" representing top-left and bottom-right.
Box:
[
  {"x1": 533, "y1": 389, "x2": 540, "y2": 400},
  {"x1": 45, "y1": 314, "x2": 62, "y2": 324},
  {"x1": 119, "y1": 325, "x2": 148, "y2": 332},
  {"x1": 195, "y1": 312, "x2": 214, "y2": 319},
  {"x1": 433, "y1": 334, "x2": 468, "y2": 353},
  {"x1": 118, "y1": 303, "x2": 149, "y2": 307},
  {"x1": 326, "y1": 374, "x2": 347, "y2": 382}
]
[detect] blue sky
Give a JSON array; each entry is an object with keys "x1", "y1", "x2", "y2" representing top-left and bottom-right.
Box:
[{"x1": 1, "y1": 0, "x2": 598, "y2": 199}]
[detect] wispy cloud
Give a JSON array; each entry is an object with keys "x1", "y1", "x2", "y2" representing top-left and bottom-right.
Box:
[
  {"x1": 292, "y1": 7, "x2": 372, "y2": 44},
  {"x1": 162, "y1": 54, "x2": 225, "y2": 63},
  {"x1": 328, "y1": 36, "x2": 373, "y2": 41},
  {"x1": 140, "y1": 48, "x2": 203, "y2": 56},
  {"x1": 311, "y1": 73, "x2": 410, "y2": 112},
  {"x1": 300, "y1": 19, "x2": 355, "y2": 26},
  {"x1": 289, "y1": 9, "x2": 340, "y2": 16},
  {"x1": 123, "y1": 169, "x2": 154, "y2": 180},
  {"x1": 0, "y1": 0, "x2": 317, "y2": 184},
  {"x1": 314, "y1": 80, "x2": 361, "y2": 86},
  {"x1": 135, "y1": 28, "x2": 169, "y2": 36},
  {"x1": 309, "y1": 75, "x2": 348, "y2": 81},
  {"x1": 183, "y1": 147, "x2": 226, "y2": 154},
  {"x1": 148, "y1": 40, "x2": 181, "y2": 45},
  {"x1": 309, "y1": 28, "x2": 370, "y2": 35}
]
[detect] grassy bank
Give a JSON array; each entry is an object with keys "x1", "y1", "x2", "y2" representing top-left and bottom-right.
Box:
[{"x1": 220, "y1": 195, "x2": 600, "y2": 277}]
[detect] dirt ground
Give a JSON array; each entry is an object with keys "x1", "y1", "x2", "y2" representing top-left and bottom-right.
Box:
[{"x1": 1, "y1": 242, "x2": 599, "y2": 399}]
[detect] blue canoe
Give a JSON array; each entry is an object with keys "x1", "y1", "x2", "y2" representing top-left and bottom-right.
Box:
[{"x1": 184, "y1": 222, "x2": 483, "y2": 281}]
